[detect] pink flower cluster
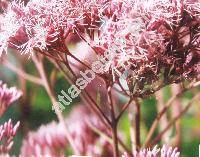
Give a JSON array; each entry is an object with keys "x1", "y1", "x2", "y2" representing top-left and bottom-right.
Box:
[
  {"x1": 123, "y1": 145, "x2": 180, "y2": 157},
  {"x1": 0, "y1": 119, "x2": 20, "y2": 154},
  {"x1": 0, "y1": 81, "x2": 22, "y2": 116},
  {"x1": 92, "y1": 0, "x2": 200, "y2": 96},
  {"x1": 0, "y1": 0, "x2": 106, "y2": 55},
  {"x1": 0, "y1": 0, "x2": 199, "y2": 97},
  {"x1": 21, "y1": 121, "x2": 68, "y2": 157},
  {"x1": 0, "y1": 81, "x2": 21, "y2": 155}
]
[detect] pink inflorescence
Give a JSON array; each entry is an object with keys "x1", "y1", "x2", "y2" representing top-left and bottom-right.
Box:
[
  {"x1": 123, "y1": 145, "x2": 180, "y2": 157},
  {"x1": 0, "y1": 81, "x2": 22, "y2": 116},
  {"x1": 0, "y1": 0, "x2": 107, "y2": 55},
  {"x1": 0, "y1": 119, "x2": 20, "y2": 154},
  {"x1": 0, "y1": 0, "x2": 199, "y2": 96},
  {"x1": 21, "y1": 121, "x2": 68, "y2": 157}
]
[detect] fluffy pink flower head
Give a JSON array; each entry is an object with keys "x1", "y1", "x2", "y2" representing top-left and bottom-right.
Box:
[
  {"x1": 0, "y1": 119, "x2": 20, "y2": 154},
  {"x1": 0, "y1": 0, "x2": 199, "y2": 97},
  {"x1": 21, "y1": 121, "x2": 68, "y2": 157},
  {"x1": 122, "y1": 145, "x2": 180, "y2": 157},
  {"x1": 92, "y1": 0, "x2": 200, "y2": 97},
  {"x1": 0, "y1": 81, "x2": 22, "y2": 116},
  {"x1": 0, "y1": 0, "x2": 107, "y2": 55}
]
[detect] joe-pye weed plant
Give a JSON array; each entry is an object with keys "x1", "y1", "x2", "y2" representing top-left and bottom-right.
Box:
[{"x1": 0, "y1": 0, "x2": 200, "y2": 156}]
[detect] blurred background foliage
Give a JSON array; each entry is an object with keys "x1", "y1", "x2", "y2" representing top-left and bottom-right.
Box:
[{"x1": 0, "y1": 53, "x2": 200, "y2": 157}]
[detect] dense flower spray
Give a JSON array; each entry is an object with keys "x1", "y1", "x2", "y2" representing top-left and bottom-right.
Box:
[
  {"x1": 0, "y1": 81, "x2": 22, "y2": 116},
  {"x1": 122, "y1": 145, "x2": 180, "y2": 157},
  {"x1": 0, "y1": 0, "x2": 199, "y2": 97},
  {"x1": 0, "y1": 81, "x2": 21, "y2": 155},
  {"x1": 21, "y1": 121, "x2": 68, "y2": 157},
  {"x1": 0, "y1": 119, "x2": 20, "y2": 155},
  {"x1": 0, "y1": 0, "x2": 199, "y2": 156}
]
